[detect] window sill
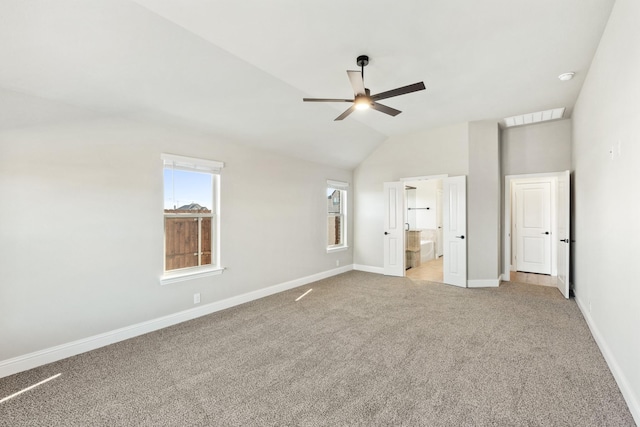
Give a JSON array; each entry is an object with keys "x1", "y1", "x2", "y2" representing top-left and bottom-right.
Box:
[
  {"x1": 326, "y1": 246, "x2": 349, "y2": 254},
  {"x1": 160, "y1": 267, "x2": 225, "y2": 285}
]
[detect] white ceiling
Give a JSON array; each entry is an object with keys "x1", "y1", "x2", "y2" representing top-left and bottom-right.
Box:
[{"x1": 0, "y1": 0, "x2": 615, "y2": 169}]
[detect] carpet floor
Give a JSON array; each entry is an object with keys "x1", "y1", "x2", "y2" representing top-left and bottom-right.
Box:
[{"x1": 0, "y1": 271, "x2": 635, "y2": 426}]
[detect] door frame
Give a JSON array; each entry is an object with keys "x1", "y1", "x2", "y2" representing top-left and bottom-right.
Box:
[
  {"x1": 503, "y1": 171, "x2": 563, "y2": 281},
  {"x1": 399, "y1": 175, "x2": 448, "y2": 277}
]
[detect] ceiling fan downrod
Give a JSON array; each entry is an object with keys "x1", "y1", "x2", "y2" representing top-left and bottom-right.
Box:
[{"x1": 356, "y1": 55, "x2": 369, "y2": 81}]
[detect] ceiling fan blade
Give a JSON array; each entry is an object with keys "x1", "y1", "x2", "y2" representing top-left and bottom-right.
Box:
[
  {"x1": 334, "y1": 105, "x2": 356, "y2": 121},
  {"x1": 371, "y1": 82, "x2": 426, "y2": 101},
  {"x1": 371, "y1": 102, "x2": 402, "y2": 117},
  {"x1": 347, "y1": 70, "x2": 366, "y2": 96},
  {"x1": 303, "y1": 98, "x2": 353, "y2": 102}
]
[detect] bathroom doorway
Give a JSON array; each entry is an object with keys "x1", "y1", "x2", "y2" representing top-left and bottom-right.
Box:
[
  {"x1": 383, "y1": 175, "x2": 467, "y2": 286},
  {"x1": 403, "y1": 177, "x2": 444, "y2": 283}
]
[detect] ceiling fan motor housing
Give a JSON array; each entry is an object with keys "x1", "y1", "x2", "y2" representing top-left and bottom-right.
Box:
[{"x1": 356, "y1": 55, "x2": 369, "y2": 67}]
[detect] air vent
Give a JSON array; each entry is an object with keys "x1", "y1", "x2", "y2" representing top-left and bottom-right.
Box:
[{"x1": 504, "y1": 108, "x2": 565, "y2": 128}]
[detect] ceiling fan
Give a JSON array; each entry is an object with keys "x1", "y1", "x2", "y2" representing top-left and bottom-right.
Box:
[{"x1": 303, "y1": 55, "x2": 426, "y2": 121}]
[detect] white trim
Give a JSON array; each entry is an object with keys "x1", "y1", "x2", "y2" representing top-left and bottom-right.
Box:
[
  {"x1": 214, "y1": 174, "x2": 222, "y2": 268},
  {"x1": 353, "y1": 264, "x2": 385, "y2": 275},
  {"x1": 163, "y1": 154, "x2": 223, "y2": 274},
  {"x1": 161, "y1": 153, "x2": 224, "y2": 173},
  {"x1": 400, "y1": 174, "x2": 448, "y2": 182},
  {"x1": 327, "y1": 179, "x2": 349, "y2": 189},
  {"x1": 467, "y1": 278, "x2": 501, "y2": 288},
  {"x1": 160, "y1": 267, "x2": 225, "y2": 285},
  {"x1": 503, "y1": 171, "x2": 568, "y2": 281},
  {"x1": 575, "y1": 292, "x2": 640, "y2": 425},
  {"x1": 0, "y1": 265, "x2": 354, "y2": 379},
  {"x1": 326, "y1": 184, "x2": 348, "y2": 251}
]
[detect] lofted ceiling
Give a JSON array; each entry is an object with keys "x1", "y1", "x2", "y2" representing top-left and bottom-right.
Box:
[{"x1": 0, "y1": 0, "x2": 615, "y2": 169}]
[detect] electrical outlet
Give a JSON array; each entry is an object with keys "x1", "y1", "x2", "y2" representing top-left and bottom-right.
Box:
[
  {"x1": 336, "y1": 260, "x2": 340, "y2": 267},
  {"x1": 194, "y1": 293, "x2": 201, "y2": 304}
]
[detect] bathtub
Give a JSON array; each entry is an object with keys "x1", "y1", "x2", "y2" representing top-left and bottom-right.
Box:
[{"x1": 420, "y1": 239, "x2": 435, "y2": 263}]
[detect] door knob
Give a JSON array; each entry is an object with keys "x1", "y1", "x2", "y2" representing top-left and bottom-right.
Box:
[
  {"x1": 560, "y1": 238, "x2": 569, "y2": 243},
  {"x1": 542, "y1": 231, "x2": 550, "y2": 235},
  {"x1": 455, "y1": 235, "x2": 465, "y2": 239},
  {"x1": 384, "y1": 232, "x2": 389, "y2": 235}
]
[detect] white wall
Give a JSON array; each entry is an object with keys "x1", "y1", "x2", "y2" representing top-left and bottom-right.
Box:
[
  {"x1": 0, "y1": 113, "x2": 353, "y2": 363},
  {"x1": 467, "y1": 121, "x2": 501, "y2": 283},
  {"x1": 414, "y1": 180, "x2": 438, "y2": 230},
  {"x1": 571, "y1": 0, "x2": 640, "y2": 421},
  {"x1": 499, "y1": 119, "x2": 572, "y2": 275},
  {"x1": 354, "y1": 123, "x2": 469, "y2": 269},
  {"x1": 354, "y1": 120, "x2": 501, "y2": 284},
  {"x1": 501, "y1": 119, "x2": 572, "y2": 176}
]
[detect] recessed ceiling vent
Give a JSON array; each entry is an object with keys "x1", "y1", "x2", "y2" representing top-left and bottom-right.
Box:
[{"x1": 504, "y1": 107, "x2": 565, "y2": 128}]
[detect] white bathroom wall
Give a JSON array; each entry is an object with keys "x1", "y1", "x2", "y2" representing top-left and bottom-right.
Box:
[
  {"x1": 0, "y1": 111, "x2": 353, "y2": 365},
  {"x1": 571, "y1": 0, "x2": 640, "y2": 421},
  {"x1": 406, "y1": 187, "x2": 417, "y2": 229},
  {"x1": 414, "y1": 180, "x2": 438, "y2": 230}
]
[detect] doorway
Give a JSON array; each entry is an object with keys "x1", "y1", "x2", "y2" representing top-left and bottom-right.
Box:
[
  {"x1": 383, "y1": 175, "x2": 467, "y2": 287},
  {"x1": 504, "y1": 171, "x2": 571, "y2": 298},
  {"x1": 404, "y1": 178, "x2": 444, "y2": 283}
]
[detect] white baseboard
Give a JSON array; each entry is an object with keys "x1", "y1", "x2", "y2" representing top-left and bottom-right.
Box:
[
  {"x1": 0, "y1": 264, "x2": 354, "y2": 379},
  {"x1": 467, "y1": 278, "x2": 501, "y2": 288},
  {"x1": 353, "y1": 264, "x2": 384, "y2": 275},
  {"x1": 575, "y1": 291, "x2": 640, "y2": 425}
]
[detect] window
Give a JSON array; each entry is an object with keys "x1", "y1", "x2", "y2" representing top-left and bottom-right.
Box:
[
  {"x1": 161, "y1": 154, "x2": 223, "y2": 284},
  {"x1": 327, "y1": 180, "x2": 348, "y2": 251}
]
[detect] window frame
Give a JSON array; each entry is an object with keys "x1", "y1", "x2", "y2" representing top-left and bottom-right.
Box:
[
  {"x1": 160, "y1": 153, "x2": 224, "y2": 285},
  {"x1": 326, "y1": 180, "x2": 349, "y2": 253}
]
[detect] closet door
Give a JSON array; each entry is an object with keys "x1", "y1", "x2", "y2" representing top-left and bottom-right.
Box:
[{"x1": 515, "y1": 181, "x2": 552, "y2": 275}]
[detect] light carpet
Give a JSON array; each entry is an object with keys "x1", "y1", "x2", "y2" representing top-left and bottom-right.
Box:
[{"x1": 0, "y1": 271, "x2": 635, "y2": 426}]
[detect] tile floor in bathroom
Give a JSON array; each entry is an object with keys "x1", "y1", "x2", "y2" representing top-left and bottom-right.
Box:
[
  {"x1": 405, "y1": 257, "x2": 557, "y2": 288},
  {"x1": 405, "y1": 257, "x2": 443, "y2": 282}
]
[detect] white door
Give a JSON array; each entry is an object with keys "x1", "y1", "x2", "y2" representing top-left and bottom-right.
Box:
[
  {"x1": 443, "y1": 176, "x2": 466, "y2": 287},
  {"x1": 515, "y1": 182, "x2": 552, "y2": 274},
  {"x1": 556, "y1": 171, "x2": 570, "y2": 298},
  {"x1": 383, "y1": 181, "x2": 405, "y2": 276},
  {"x1": 436, "y1": 188, "x2": 443, "y2": 257}
]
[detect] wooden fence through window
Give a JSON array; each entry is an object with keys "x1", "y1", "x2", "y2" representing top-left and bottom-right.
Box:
[{"x1": 164, "y1": 210, "x2": 212, "y2": 271}]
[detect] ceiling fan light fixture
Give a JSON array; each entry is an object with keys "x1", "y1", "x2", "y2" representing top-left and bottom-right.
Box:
[{"x1": 354, "y1": 96, "x2": 371, "y2": 110}]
